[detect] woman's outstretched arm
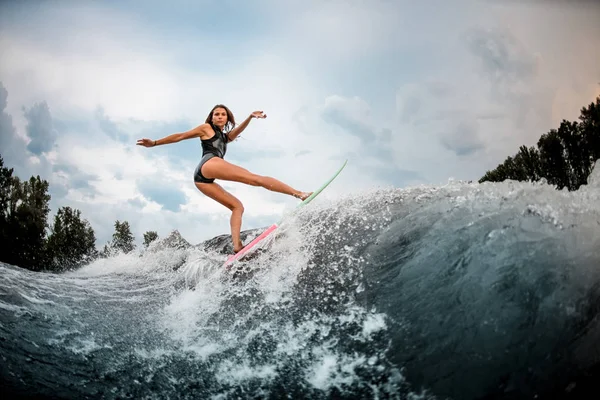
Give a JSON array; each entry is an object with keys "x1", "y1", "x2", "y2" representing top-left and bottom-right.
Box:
[{"x1": 136, "y1": 124, "x2": 207, "y2": 147}]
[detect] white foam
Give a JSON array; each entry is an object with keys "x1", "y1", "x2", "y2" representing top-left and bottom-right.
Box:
[
  {"x1": 216, "y1": 360, "x2": 277, "y2": 384},
  {"x1": 66, "y1": 337, "x2": 112, "y2": 355},
  {"x1": 362, "y1": 313, "x2": 387, "y2": 339},
  {"x1": 306, "y1": 348, "x2": 367, "y2": 391},
  {"x1": 18, "y1": 291, "x2": 57, "y2": 305}
]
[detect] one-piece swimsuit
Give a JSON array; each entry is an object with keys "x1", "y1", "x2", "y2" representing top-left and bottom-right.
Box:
[{"x1": 193, "y1": 124, "x2": 230, "y2": 184}]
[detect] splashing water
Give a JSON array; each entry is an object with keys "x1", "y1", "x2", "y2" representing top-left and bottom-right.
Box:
[{"x1": 2, "y1": 166, "x2": 600, "y2": 399}]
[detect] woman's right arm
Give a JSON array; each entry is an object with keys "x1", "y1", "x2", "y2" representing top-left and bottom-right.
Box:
[{"x1": 136, "y1": 124, "x2": 208, "y2": 147}]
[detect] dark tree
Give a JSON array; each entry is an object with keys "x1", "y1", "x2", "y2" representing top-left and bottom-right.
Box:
[
  {"x1": 110, "y1": 220, "x2": 136, "y2": 254},
  {"x1": 0, "y1": 169, "x2": 51, "y2": 270},
  {"x1": 45, "y1": 206, "x2": 98, "y2": 271},
  {"x1": 143, "y1": 231, "x2": 159, "y2": 248},
  {"x1": 0, "y1": 156, "x2": 14, "y2": 263},
  {"x1": 480, "y1": 96, "x2": 600, "y2": 190}
]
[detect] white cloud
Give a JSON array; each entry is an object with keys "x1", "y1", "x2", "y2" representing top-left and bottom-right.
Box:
[
  {"x1": 277, "y1": 0, "x2": 403, "y2": 61},
  {"x1": 389, "y1": 0, "x2": 600, "y2": 182},
  {"x1": 0, "y1": 35, "x2": 183, "y2": 121}
]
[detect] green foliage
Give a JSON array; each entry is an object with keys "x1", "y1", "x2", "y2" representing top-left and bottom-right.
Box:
[
  {"x1": 0, "y1": 158, "x2": 51, "y2": 271},
  {"x1": 110, "y1": 220, "x2": 136, "y2": 254},
  {"x1": 143, "y1": 231, "x2": 159, "y2": 248},
  {"x1": 479, "y1": 145, "x2": 542, "y2": 183},
  {"x1": 480, "y1": 96, "x2": 600, "y2": 190},
  {"x1": 0, "y1": 157, "x2": 15, "y2": 265},
  {"x1": 99, "y1": 220, "x2": 136, "y2": 257},
  {"x1": 19, "y1": 176, "x2": 51, "y2": 269},
  {"x1": 0, "y1": 154, "x2": 102, "y2": 272},
  {"x1": 45, "y1": 206, "x2": 98, "y2": 271},
  {"x1": 0, "y1": 158, "x2": 13, "y2": 230},
  {"x1": 100, "y1": 243, "x2": 111, "y2": 259}
]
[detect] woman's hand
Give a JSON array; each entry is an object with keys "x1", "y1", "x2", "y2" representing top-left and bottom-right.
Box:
[
  {"x1": 136, "y1": 138, "x2": 156, "y2": 147},
  {"x1": 250, "y1": 111, "x2": 267, "y2": 119}
]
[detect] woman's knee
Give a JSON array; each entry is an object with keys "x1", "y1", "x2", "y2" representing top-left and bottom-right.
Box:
[{"x1": 231, "y1": 199, "x2": 244, "y2": 214}]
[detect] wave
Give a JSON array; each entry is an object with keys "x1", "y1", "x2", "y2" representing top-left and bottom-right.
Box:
[{"x1": 1, "y1": 167, "x2": 599, "y2": 399}]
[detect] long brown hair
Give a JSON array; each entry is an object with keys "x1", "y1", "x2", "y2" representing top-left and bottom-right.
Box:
[{"x1": 205, "y1": 104, "x2": 236, "y2": 132}]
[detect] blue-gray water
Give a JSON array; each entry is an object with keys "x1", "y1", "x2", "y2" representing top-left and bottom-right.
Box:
[{"x1": 2, "y1": 168, "x2": 600, "y2": 399}]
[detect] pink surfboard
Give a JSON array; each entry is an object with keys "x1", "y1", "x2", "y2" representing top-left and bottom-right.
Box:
[
  {"x1": 222, "y1": 160, "x2": 347, "y2": 269},
  {"x1": 223, "y1": 223, "x2": 278, "y2": 268}
]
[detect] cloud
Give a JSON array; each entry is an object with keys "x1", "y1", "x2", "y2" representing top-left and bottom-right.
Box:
[
  {"x1": 127, "y1": 197, "x2": 145, "y2": 209},
  {"x1": 321, "y1": 96, "x2": 373, "y2": 140},
  {"x1": 137, "y1": 180, "x2": 187, "y2": 213},
  {"x1": 0, "y1": 82, "x2": 28, "y2": 172},
  {"x1": 466, "y1": 28, "x2": 538, "y2": 86},
  {"x1": 294, "y1": 150, "x2": 310, "y2": 157},
  {"x1": 291, "y1": 94, "x2": 423, "y2": 188},
  {"x1": 320, "y1": 96, "x2": 399, "y2": 167},
  {"x1": 227, "y1": 145, "x2": 283, "y2": 164},
  {"x1": 441, "y1": 120, "x2": 485, "y2": 156},
  {"x1": 95, "y1": 107, "x2": 129, "y2": 143},
  {"x1": 0, "y1": 84, "x2": 8, "y2": 111},
  {"x1": 52, "y1": 163, "x2": 97, "y2": 192},
  {"x1": 394, "y1": 80, "x2": 486, "y2": 158},
  {"x1": 24, "y1": 101, "x2": 57, "y2": 155},
  {"x1": 368, "y1": 165, "x2": 422, "y2": 188},
  {"x1": 272, "y1": 0, "x2": 406, "y2": 65},
  {"x1": 391, "y1": 9, "x2": 596, "y2": 182},
  {"x1": 463, "y1": 27, "x2": 552, "y2": 133},
  {"x1": 0, "y1": 24, "x2": 184, "y2": 121},
  {"x1": 487, "y1": 0, "x2": 599, "y2": 5}
]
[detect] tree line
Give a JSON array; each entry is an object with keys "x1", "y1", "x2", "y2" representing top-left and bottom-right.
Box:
[
  {"x1": 479, "y1": 96, "x2": 600, "y2": 190},
  {"x1": 0, "y1": 154, "x2": 159, "y2": 272}
]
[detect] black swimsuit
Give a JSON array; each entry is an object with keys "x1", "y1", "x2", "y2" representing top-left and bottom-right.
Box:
[{"x1": 193, "y1": 124, "x2": 230, "y2": 184}]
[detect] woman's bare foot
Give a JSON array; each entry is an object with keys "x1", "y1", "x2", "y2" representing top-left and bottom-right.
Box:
[
  {"x1": 293, "y1": 191, "x2": 313, "y2": 201},
  {"x1": 233, "y1": 242, "x2": 244, "y2": 254}
]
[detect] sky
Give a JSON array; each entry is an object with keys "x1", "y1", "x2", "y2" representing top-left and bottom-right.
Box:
[{"x1": 1, "y1": 0, "x2": 599, "y2": 248}]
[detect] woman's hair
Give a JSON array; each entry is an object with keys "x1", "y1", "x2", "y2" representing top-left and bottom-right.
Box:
[{"x1": 205, "y1": 104, "x2": 236, "y2": 132}]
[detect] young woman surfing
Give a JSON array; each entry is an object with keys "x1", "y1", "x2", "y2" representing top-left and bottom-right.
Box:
[{"x1": 136, "y1": 104, "x2": 312, "y2": 254}]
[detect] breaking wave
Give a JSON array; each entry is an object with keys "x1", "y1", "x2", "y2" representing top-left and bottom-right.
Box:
[{"x1": 2, "y1": 164, "x2": 600, "y2": 399}]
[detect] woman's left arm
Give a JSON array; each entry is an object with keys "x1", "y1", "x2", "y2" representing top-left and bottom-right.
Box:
[{"x1": 227, "y1": 111, "x2": 267, "y2": 142}]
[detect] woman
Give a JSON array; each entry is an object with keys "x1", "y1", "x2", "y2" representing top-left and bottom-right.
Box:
[{"x1": 136, "y1": 104, "x2": 312, "y2": 254}]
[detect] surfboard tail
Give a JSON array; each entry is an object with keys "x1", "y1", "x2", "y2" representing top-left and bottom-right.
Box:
[{"x1": 223, "y1": 223, "x2": 279, "y2": 268}]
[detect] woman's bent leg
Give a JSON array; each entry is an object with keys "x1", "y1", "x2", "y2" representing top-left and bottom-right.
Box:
[{"x1": 195, "y1": 182, "x2": 245, "y2": 252}]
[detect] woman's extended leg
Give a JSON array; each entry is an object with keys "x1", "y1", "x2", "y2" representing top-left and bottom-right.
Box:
[
  {"x1": 195, "y1": 182, "x2": 245, "y2": 253},
  {"x1": 201, "y1": 158, "x2": 312, "y2": 200}
]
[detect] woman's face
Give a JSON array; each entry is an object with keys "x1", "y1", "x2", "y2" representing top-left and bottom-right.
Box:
[{"x1": 212, "y1": 107, "x2": 228, "y2": 129}]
